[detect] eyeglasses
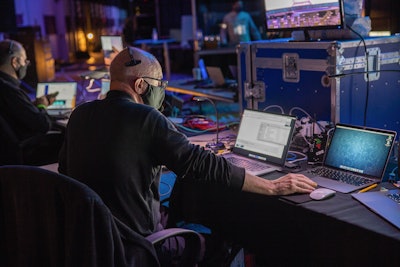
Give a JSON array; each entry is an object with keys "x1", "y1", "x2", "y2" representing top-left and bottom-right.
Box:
[
  {"x1": 142, "y1": 76, "x2": 168, "y2": 89},
  {"x1": 15, "y1": 57, "x2": 30, "y2": 66}
]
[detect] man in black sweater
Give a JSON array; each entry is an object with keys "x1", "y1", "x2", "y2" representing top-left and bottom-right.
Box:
[
  {"x1": 59, "y1": 46, "x2": 316, "y2": 263},
  {"x1": 0, "y1": 39, "x2": 62, "y2": 165}
]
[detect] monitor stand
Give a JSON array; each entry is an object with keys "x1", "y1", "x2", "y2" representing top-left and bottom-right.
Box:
[{"x1": 290, "y1": 30, "x2": 317, "y2": 42}]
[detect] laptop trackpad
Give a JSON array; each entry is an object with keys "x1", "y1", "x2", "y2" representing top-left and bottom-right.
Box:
[{"x1": 311, "y1": 176, "x2": 358, "y2": 194}]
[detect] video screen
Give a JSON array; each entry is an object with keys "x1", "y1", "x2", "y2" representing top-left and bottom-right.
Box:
[
  {"x1": 264, "y1": 0, "x2": 343, "y2": 31},
  {"x1": 100, "y1": 36, "x2": 124, "y2": 66}
]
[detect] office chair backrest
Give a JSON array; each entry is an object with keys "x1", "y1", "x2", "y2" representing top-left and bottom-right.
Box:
[
  {"x1": 0, "y1": 113, "x2": 23, "y2": 165},
  {"x1": 0, "y1": 165, "x2": 159, "y2": 267}
]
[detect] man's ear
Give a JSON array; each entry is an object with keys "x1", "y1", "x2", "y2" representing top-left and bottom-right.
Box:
[
  {"x1": 133, "y1": 78, "x2": 147, "y2": 95},
  {"x1": 10, "y1": 56, "x2": 18, "y2": 69}
]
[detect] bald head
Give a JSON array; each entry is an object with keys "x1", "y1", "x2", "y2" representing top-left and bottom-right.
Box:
[
  {"x1": 108, "y1": 47, "x2": 165, "y2": 107},
  {"x1": 110, "y1": 47, "x2": 162, "y2": 85},
  {"x1": 0, "y1": 39, "x2": 25, "y2": 66}
]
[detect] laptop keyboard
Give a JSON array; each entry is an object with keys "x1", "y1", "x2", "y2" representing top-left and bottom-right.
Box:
[
  {"x1": 309, "y1": 167, "x2": 374, "y2": 186},
  {"x1": 226, "y1": 157, "x2": 269, "y2": 171},
  {"x1": 387, "y1": 192, "x2": 400, "y2": 204}
]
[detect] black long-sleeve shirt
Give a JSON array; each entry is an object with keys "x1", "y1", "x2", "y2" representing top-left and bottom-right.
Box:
[
  {"x1": 0, "y1": 71, "x2": 51, "y2": 141},
  {"x1": 59, "y1": 90, "x2": 245, "y2": 236}
]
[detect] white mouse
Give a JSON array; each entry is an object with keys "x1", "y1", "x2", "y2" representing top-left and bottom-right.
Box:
[{"x1": 309, "y1": 188, "x2": 336, "y2": 200}]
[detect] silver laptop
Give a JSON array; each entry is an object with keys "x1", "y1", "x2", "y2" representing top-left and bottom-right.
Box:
[
  {"x1": 36, "y1": 81, "x2": 78, "y2": 117},
  {"x1": 302, "y1": 124, "x2": 396, "y2": 193},
  {"x1": 352, "y1": 189, "x2": 400, "y2": 229},
  {"x1": 206, "y1": 66, "x2": 236, "y2": 87},
  {"x1": 223, "y1": 109, "x2": 296, "y2": 176}
]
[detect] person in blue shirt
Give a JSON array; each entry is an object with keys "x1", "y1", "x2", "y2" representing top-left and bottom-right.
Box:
[{"x1": 221, "y1": 0, "x2": 262, "y2": 45}]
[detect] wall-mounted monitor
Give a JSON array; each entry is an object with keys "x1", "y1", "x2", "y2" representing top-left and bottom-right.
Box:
[{"x1": 264, "y1": 0, "x2": 345, "y2": 38}]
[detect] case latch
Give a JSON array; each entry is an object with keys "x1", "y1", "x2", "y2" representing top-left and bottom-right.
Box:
[
  {"x1": 244, "y1": 81, "x2": 265, "y2": 101},
  {"x1": 282, "y1": 53, "x2": 300, "y2": 83},
  {"x1": 365, "y1": 47, "x2": 380, "y2": 81}
]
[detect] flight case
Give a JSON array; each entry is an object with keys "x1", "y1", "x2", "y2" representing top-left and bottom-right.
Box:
[{"x1": 237, "y1": 36, "x2": 400, "y2": 137}]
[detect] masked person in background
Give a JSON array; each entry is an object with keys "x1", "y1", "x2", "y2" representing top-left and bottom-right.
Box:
[
  {"x1": 59, "y1": 46, "x2": 316, "y2": 265},
  {"x1": 0, "y1": 39, "x2": 63, "y2": 165},
  {"x1": 221, "y1": 0, "x2": 262, "y2": 46}
]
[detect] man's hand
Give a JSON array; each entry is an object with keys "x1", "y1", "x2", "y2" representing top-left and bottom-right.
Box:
[
  {"x1": 271, "y1": 173, "x2": 317, "y2": 195},
  {"x1": 33, "y1": 92, "x2": 58, "y2": 107},
  {"x1": 242, "y1": 172, "x2": 317, "y2": 196},
  {"x1": 45, "y1": 92, "x2": 58, "y2": 105},
  {"x1": 33, "y1": 95, "x2": 50, "y2": 107}
]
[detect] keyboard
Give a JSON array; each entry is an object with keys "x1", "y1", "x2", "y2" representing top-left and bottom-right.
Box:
[
  {"x1": 226, "y1": 157, "x2": 269, "y2": 172},
  {"x1": 387, "y1": 192, "x2": 400, "y2": 204},
  {"x1": 309, "y1": 167, "x2": 374, "y2": 186}
]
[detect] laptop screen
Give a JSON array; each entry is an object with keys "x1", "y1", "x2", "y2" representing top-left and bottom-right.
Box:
[
  {"x1": 36, "y1": 82, "x2": 77, "y2": 110},
  {"x1": 100, "y1": 35, "x2": 124, "y2": 66},
  {"x1": 325, "y1": 124, "x2": 396, "y2": 179},
  {"x1": 233, "y1": 109, "x2": 296, "y2": 165}
]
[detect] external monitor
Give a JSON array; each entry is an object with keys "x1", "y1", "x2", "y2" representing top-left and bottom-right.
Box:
[
  {"x1": 264, "y1": 0, "x2": 345, "y2": 39},
  {"x1": 100, "y1": 35, "x2": 124, "y2": 66}
]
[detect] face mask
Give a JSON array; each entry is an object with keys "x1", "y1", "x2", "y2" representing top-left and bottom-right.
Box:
[
  {"x1": 16, "y1": 64, "x2": 28, "y2": 80},
  {"x1": 142, "y1": 84, "x2": 165, "y2": 111}
]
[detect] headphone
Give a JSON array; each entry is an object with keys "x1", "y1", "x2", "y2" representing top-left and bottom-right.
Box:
[
  {"x1": 124, "y1": 47, "x2": 141, "y2": 67},
  {"x1": 8, "y1": 41, "x2": 14, "y2": 55}
]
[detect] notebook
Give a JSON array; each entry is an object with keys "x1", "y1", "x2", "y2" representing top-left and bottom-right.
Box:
[
  {"x1": 36, "y1": 82, "x2": 78, "y2": 118},
  {"x1": 206, "y1": 66, "x2": 237, "y2": 88},
  {"x1": 301, "y1": 124, "x2": 396, "y2": 193},
  {"x1": 352, "y1": 189, "x2": 400, "y2": 229},
  {"x1": 223, "y1": 109, "x2": 296, "y2": 176}
]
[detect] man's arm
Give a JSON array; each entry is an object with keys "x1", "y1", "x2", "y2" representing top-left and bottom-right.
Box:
[{"x1": 247, "y1": 13, "x2": 261, "y2": 41}]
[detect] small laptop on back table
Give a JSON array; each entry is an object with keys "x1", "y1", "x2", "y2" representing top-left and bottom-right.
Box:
[
  {"x1": 223, "y1": 109, "x2": 297, "y2": 176},
  {"x1": 36, "y1": 81, "x2": 78, "y2": 118},
  {"x1": 301, "y1": 123, "x2": 396, "y2": 193}
]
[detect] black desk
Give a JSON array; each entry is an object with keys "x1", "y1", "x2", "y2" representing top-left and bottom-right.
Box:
[
  {"x1": 166, "y1": 80, "x2": 237, "y2": 103},
  {"x1": 171, "y1": 178, "x2": 400, "y2": 266},
  {"x1": 170, "y1": 134, "x2": 400, "y2": 266},
  {"x1": 194, "y1": 47, "x2": 237, "y2": 67}
]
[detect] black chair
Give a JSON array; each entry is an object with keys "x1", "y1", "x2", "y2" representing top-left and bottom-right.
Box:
[
  {"x1": 0, "y1": 113, "x2": 63, "y2": 166},
  {"x1": 0, "y1": 165, "x2": 204, "y2": 267},
  {"x1": 0, "y1": 113, "x2": 23, "y2": 165}
]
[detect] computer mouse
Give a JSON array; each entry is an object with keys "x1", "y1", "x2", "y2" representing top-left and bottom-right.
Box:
[{"x1": 309, "y1": 188, "x2": 336, "y2": 200}]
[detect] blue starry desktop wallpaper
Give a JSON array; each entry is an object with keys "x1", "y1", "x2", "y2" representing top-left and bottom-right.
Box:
[{"x1": 325, "y1": 127, "x2": 394, "y2": 177}]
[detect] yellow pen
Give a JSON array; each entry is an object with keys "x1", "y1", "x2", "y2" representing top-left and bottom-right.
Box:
[{"x1": 357, "y1": 183, "x2": 378, "y2": 193}]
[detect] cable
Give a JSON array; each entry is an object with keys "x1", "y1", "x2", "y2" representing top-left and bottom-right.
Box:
[
  {"x1": 286, "y1": 150, "x2": 308, "y2": 163},
  {"x1": 159, "y1": 181, "x2": 172, "y2": 197},
  {"x1": 85, "y1": 78, "x2": 101, "y2": 93},
  {"x1": 289, "y1": 106, "x2": 313, "y2": 119},
  {"x1": 263, "y1": 105, "x2": 285, "y2": 114},
  {"x1": 345, "y1": 23, "x2": 370, "y2": 126},
  {"x1": 388, "y1": 166, "x2": 398, "y2": 183},
  {"x1": 328, "y1": 69, "x2": 400, "y2": 78}
]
